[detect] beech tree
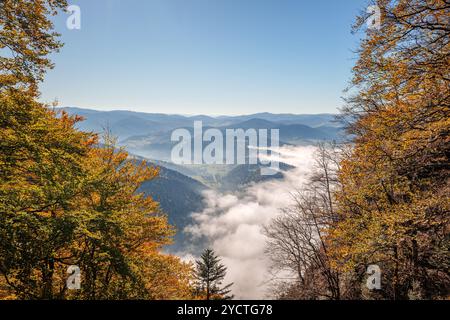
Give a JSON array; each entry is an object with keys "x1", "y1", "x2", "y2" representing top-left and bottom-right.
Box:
[
  {"x1": 0, "y1": 0, "x2": 195, "y2": 300},
  {"x1": 264, "y1": 144, "x2": 357, "y2": 300}
]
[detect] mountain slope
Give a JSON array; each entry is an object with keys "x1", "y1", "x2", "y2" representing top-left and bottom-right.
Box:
[{"x1": 137, "y1": 161, "x2": 208, "y2": 250}]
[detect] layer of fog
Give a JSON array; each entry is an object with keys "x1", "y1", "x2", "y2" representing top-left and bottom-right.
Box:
[{"x1": 183, "y1": 145, "x2": 318, "y2": 299}]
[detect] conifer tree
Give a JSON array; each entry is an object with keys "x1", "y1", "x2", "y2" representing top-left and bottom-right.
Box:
[{"x1": 194, "y1": 249, "x2": 233, "y2": 300}]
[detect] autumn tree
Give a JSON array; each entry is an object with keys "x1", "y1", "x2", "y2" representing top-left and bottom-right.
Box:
[
  {"x1": 0, "y1": 0, "x2": 195, "y2": 300},
  {"x1": 194, "y1": 249, "x2": 233, "y2": 300},
  {"x1": 142, "y1": 252, "x2": 195, "y2": 300},
  {"x1": 67, "y1": 139, "x2": 193, "y2": 300},
  {"x1": 0, "y1": 0, "x2": 68, "y2": 94},
  {"x1": 0, "y1": 101, "x2": 192, "y2": 299},
  {"x1": 0, "y1": 92, "x2": 95, "y2": 299},
  {"x1": 330, "y1": 0, "x2": 450, "y2": 299}
]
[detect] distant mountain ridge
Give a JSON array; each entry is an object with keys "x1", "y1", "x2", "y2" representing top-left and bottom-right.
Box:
[{"x1": 60, "y1": 107, "x2": 341, "y2": 140}]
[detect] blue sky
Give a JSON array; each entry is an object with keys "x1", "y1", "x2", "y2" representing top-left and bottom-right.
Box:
[{"x1": 40, "y1": 0, "x2": 366, "y2": 115}]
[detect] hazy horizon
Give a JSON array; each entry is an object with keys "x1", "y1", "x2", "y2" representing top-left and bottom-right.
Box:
[{"x1": 60, "y1": 105, "x2": 338, "y2": 117}]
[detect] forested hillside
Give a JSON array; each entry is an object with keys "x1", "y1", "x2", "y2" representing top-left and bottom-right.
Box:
[
  {"x1": 264, "y1": 0, "x2": 449, "y2": 300},
  {"x1": 0, "y1": 0, "x2": 448, "y2": 301},
  {"x1": 0, "y1": 0, "x2": 196, "y2": 300}
]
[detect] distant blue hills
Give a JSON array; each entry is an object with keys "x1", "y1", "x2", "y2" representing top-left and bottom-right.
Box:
[
  {"x1": 59, "y1": 107, "x2": 346, "y2": 251},
  {"x1": 60, "y1": 107, "x2": 344, "y2": 142}
]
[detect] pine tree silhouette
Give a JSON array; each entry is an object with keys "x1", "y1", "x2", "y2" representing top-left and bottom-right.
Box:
[{"x1": 194, "y1": 249, "x2": 234, "y2": 300}]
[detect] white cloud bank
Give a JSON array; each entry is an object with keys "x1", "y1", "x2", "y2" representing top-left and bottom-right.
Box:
[{"x1": 184, "y1": 145, "x2": 318, "y2": 299}]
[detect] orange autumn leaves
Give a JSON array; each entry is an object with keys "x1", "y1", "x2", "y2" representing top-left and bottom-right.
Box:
[
  {"x1": 0, "y1": 90, "x2": 195, "y2": 299},
  {"x1": 328, "y1": 0, "x2": 449, "y2": 299},
  {"x1": 0, "y1": 0, "x2": 197, "y2": 300}
]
